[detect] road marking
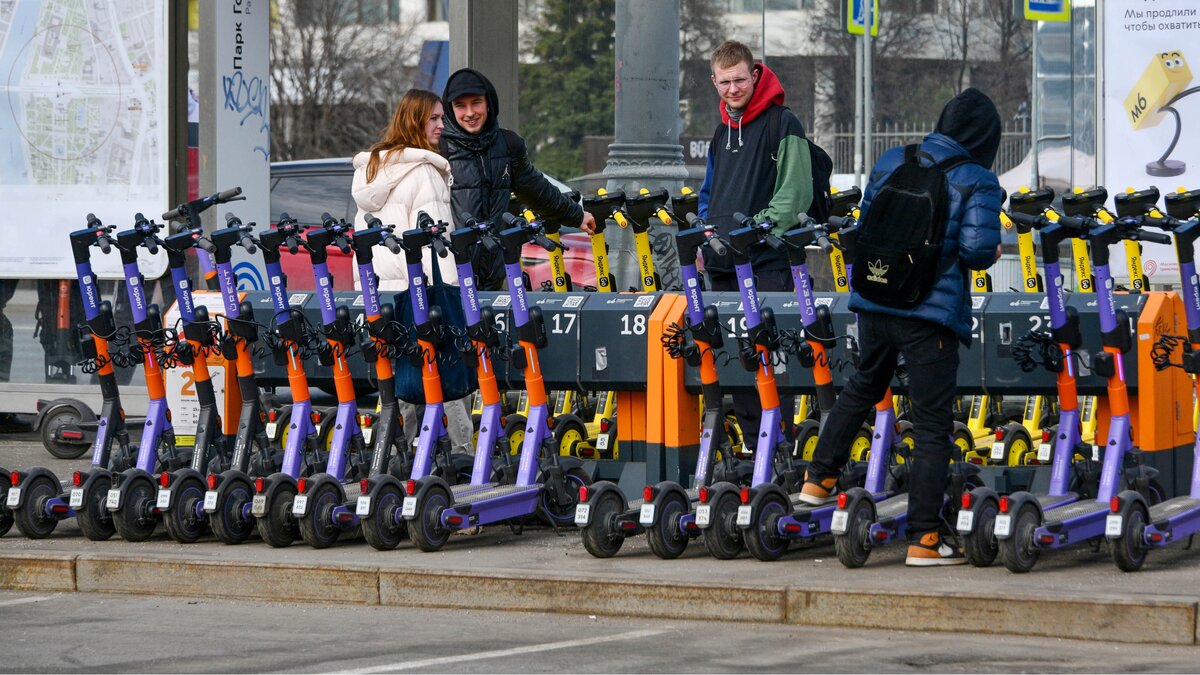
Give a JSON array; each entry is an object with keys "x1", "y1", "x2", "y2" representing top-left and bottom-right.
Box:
[
  {"x1": 0, "y1": 594, "x2": 59, "y2": 608},
  {"x1": 334, "y1": 628, "x2": 666, "y2": 674}
]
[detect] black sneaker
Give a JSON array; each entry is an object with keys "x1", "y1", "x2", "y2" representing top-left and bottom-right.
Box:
[{"x1": 905, "y1": 531, "x2": 967, "y2": 566}]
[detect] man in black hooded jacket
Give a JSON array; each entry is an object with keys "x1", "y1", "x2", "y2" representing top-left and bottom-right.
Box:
[{"x1": 441, "y1": 68, "x2": 595, "y2": 290}]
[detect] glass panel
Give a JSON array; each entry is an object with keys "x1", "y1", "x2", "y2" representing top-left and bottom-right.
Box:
[{"x1": 268, "y1": 172, "x2": 354, "y2": 229}]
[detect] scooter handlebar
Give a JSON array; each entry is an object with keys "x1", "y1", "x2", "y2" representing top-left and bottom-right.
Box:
[
  {"x1": 1135, "y1": 229, "x2": 1173, "y2": 245},
  {"x1": 216, "y1": 187, "x2": 243, "y2": 202}
]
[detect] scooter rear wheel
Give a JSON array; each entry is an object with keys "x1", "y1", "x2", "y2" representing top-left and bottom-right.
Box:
[
  {"x1": 112, "y1": 475, "x2": 158, "y2": 542},
  {"x1": 646, "y1": 491, "x2": 690, "y2": 560},
  {"x1": 76, "y1": 475, "x2": 115, "y2": 541},
  {"x1": 362, "y1": 483, "x2": 407, "y2": 551},
  {"x1": 40, "y1": 407, "x2": 89, "y2": 459},
  {"x1": 702, "y1": 491, "x2": 743, "y2": 560},
  {"x1": 257, "y1": 484, "x2": 298, "y2": 548},
  {"x1": 298, "y1": 482, "x2": 343, "y2": 549},
  {"x1": 834, "y1": 499, "x2": 874, "y2": 568},
  {"x1": 744, "y1": 492, "x2": 791, "y2": 562},
  {"x1": 539, "y1": 468, "x2": 589, "y2": 526},
  {"x1": 580, "y1": 492, "x2": 625, "y2": 558},
  {"x1": 998, "y1": 504, "x2": 1041, "y2": 573},
  {"x1": 162, "y1": 476, "x2": 208, "y2": 544},
  {"x1": 409, "y1": 487, "x2": 451, "y2": 552},
  {"x1": 962, "y1": 498, "x2": 999, "y2": 567},
  {"x1": 0, "y1": 473, "x2": 12, "y2": 537},
  {"x1": 209, "y1": 477, "x2": 255, "y2": 545},
  {"x1": 13, "y1": 474, "x2": 59, "y2": 539},
  {"x1": 1111, "y1": 501, "x2": 1149, "y2": 572}
]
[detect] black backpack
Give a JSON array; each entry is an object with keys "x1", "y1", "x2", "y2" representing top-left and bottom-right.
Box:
[
  {"x1": 851, "y1": 145, "x2": 974, "y2": 308},
  {"x1": 766, "y1": 106, "x2": 834, "y2": 225}
]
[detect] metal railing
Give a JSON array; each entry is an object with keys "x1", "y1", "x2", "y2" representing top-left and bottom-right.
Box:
[{"x1": 829, "y1": 121, "x2": 1031, "y2": 177}]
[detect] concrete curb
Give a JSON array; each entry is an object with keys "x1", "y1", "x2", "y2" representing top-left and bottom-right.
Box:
[{"x1": 1, "y1": 552, "x2": 1195, "y2": 645}]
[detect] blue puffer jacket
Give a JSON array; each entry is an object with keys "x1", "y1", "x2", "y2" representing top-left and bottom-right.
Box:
[{"x1": 849, "y1": 132, "x2": 1003, "y2": 344}]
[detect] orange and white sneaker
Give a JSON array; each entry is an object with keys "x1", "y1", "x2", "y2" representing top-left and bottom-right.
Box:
[
  {"x1": 798, "y1": 476, "x2": 839, "y2": 506},
  {"x1": 905, "y1": 531, "x2": 966, "y2": 566}
]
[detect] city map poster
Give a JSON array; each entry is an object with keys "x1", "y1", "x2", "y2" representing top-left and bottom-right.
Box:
[{"x1": 0, "y1": 0, "x2": 168, "y2": 279}]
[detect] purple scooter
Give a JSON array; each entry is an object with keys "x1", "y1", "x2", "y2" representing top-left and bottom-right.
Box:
[
  {"x1": 1107, "y1": 187, "x2": 1200, "y2": 571},
  {"x1": 7, "y1": 218, "x2": 136, "y2": 540},
  {"x1": 994, "y1": 203, "x2": 1171, "y2": 572},
  {"x1": 402, "y1": 213, "x2": 589, "y2": 551}
]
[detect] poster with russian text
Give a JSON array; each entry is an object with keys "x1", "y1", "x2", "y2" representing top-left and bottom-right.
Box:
[{"x1": 1104, "y1": 0, "x2": 1200, "y2": 284}]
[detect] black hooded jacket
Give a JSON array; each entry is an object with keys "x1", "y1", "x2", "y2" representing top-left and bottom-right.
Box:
[{"x1": 440, "y1": 68, "x2": 583, "y2": 290}]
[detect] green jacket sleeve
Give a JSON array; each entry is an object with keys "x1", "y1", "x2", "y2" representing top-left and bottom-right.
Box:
[{"x1": 756, "y1": 136, "x2": 813, "y2": 236}]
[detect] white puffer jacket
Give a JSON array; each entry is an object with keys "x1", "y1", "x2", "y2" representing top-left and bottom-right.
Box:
[{"x1": 351, "y1": 148, "x2": 459, "y2": 291}]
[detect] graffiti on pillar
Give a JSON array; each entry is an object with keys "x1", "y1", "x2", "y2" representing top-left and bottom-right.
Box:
[{"x1": 222, "y1": 71, "x2": 269, "y2": 161}]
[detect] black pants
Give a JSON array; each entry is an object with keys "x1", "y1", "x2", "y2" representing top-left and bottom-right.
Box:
[
  {"x1": 808, "y1": 312, "x2": 959, "y2": 540},
  {"x1": 709, "y1": 268, "x2": 795, "y2": 452}
]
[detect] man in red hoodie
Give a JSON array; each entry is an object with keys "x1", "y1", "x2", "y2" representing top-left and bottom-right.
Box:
[{"x1": 698, "y1": 40, "x2": 815, "y2": 454}]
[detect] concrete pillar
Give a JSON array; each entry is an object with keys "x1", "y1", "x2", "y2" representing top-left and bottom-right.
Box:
[
  {"x1": 449, "y1": 0, "x2": 519, "y2": 133},
  {"x1": 603, "y1": 0, "x2": 689, "y2": 292}
]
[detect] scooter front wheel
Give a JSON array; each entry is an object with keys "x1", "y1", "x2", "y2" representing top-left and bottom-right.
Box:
[
  {"x1": 162, "y1": 476, "x2": 208, "y2": 544},
  {"x1": 744, "y1": 492, "x2": 791, "y2": 562},
  {"x1": 702, "y1": 491, "x2": 743, "y2": 560},
  {"x1": 112, "y1": 475, "x2": 158, "y2": 542},
  {"x1": 646, "y1": 491, "x2": 690, "y2": 560},
  {"x1": 76, "y1": 475, "x2": 115, "y2": 541},
  {"x1": 256, "y1": 484, "x2": 298, "y2": 548},
  {"x1": 1111, "y1": 501, "x2": 1149, "y2": 572},
  {"x1": 13, "y1": 474, "x2": 59, "y2": 539},
  {"x1": 297, "y1": 482, "x2": 343, "y2": 549},
  {"x1": 361, "y1": 483, "x2": 407, "y2": 551},
  {"x1": 209, "y1": 477, "x2": 256, "y2": 545},
  {"x1": 408, "y1": 487, "x2": 451, "y2": 552},
  {"x1": 998, "y1": 504, "x2": 1041, "y2": 573},
  {"x1": 580, "y1": 492, "x2": 624, "y2": 558},
  {"x1": 834, "y1": 499, "x2": 875, "y2": 568}
]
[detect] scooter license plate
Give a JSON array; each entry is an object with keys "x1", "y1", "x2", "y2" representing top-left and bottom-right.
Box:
[
  {"x1": 401, "y1": 496, "x2": 417, "y2": 518},
  {"x1": 735, "y1": 504, "x2": 752, "y2": 527},
  {"x1": 634, "y1": 501, "x2": 656, "y2": 526},
  {"x1": 362, "y1": 428, "x2": 374, "y2": 445},
  {"x1": 1092, "y1": 445, "x2": 1100, "y2": 461},
  {"x1": 696, "y1": 504, "x2": 712, "y2": 527},
  {"x1": 203, "y1": 491, "x2": 219, "y2": 512},
  {"x1": 990, "y1": 442, "x2": 1006, "y2": 461},
  {"x1": 1037, "y1": 443, "x2": 1052, "y2": 462},
  {"x1": 265, "y1": 422, "x2": 278, "y2": 438},
  {"x1": 69, "y1": 488, "x2": 84, "y2": 509},
  {"x1": 956, "y1": 509, "x2": 974, "y2": 533},
  {"x1": 291, "y1": 494, "x2": 308, "y2": 516},
  {"x1": 156, "y1": 489, "x2": 171, "y2": 509},
  {"x1": 251, "y1": 494, "x2": 268, "y2": 517},
  {"x1": 356, "y1": 495, "x2": 371, "y2": 517},
  {"x1": 596, "y1": 435, "x2": 609, "y2": 450},
  {"x1": 574, "y1": 503, "x2": 591, "y2": 526},
  {"x1": 1105, "y1": 514, "x2": 1123, "y2": 537},
  {"x1": 830, "y1": 509, "x2": 849, "y2": 534},
  {"x1": 6, "y1": 488, "x2": 20, "y2": 508},
  {"x1": 993, "y1": 514, "x2": 1012, "y2": 538},
  {"x1": 106, "y1": 488, "x2": 121, "y2": 510}
]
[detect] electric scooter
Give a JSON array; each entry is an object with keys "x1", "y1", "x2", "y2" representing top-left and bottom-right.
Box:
[
  {"x1": 402, "y1": 213, "x2": 589, "y2": 551},
  {"x1": 1107, "y1": 186, "x2": 1200, "y2": 571},
  {"x1": 7, "y1": 218, "x2": 136, "y2": 540},
  {"x1": 993, "y1": 205, "x2": 1171, "y2": 572},
  {"x1": 694, "y1": 213, "x2": 803, "y2": 559},
  {"x1": 575, "y1": 216, "x2": 739, "y2": 558}
]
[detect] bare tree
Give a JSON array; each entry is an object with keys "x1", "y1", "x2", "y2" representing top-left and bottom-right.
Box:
[
  {"x1": 679, "y1": 0, "x2": 728, "y2": 135},
  {"x1": 269, "y1": 0, "x2": 421, "y2": 161}
]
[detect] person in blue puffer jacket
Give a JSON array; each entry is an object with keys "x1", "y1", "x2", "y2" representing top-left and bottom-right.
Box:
[{"x1": 799, "y1": 88, "x2": 1003, "y2": 566}]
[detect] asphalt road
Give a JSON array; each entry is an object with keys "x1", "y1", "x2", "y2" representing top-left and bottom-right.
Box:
[{"x1": 1, "y1": 591, "x2": 1198, "y2": 673}]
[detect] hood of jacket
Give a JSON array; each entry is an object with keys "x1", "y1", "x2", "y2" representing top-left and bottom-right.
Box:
[
  {"x1": 351, "y1": 148, "x2": 449, "y2": 212},
  {"x1": 442, "y1": 68, "x2": 501, "y2": 152},
  {"x1": 934, "y1": 87, "x2": 1002, "y2": 169},
  {"x1": 719, "y1": 63, "x2": 785, "y2": 128}
]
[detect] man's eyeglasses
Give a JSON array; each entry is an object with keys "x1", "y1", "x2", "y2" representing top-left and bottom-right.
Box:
[{"x1": 713, "y1": 77, "x2": 752, "y2": 93}]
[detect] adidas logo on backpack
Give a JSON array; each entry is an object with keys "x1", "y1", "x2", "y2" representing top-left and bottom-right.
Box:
[{"x1": 866, "y1": 260, "x2": 889, "y2": 284}]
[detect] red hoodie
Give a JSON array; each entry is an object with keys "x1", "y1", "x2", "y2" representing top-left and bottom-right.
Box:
[{"x1": 720, "y1": 63, "x2": 786, "y2": 128}]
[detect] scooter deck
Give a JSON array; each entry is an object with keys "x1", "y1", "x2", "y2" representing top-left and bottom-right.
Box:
[
  {"x1": 453, "y1": 483, "x2": 541, "y2": 505},
  {"x1": 1149, "y1": 497, "x2": 1200, "y2": 520},
  {"x1": 1044, "y1": 499, "x2": 1107, "y2": 524},
  {"x1": 1037, "y1": 492, "x2": 1078, "y2": 510},
  {"x1": 876, "y1": 494, "x2": 909, "y2": 520}
]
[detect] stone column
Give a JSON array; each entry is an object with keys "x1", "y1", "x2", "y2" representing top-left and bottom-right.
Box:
[{"x1": 602, "y1": 0, "x2": 689, "y2": 292}]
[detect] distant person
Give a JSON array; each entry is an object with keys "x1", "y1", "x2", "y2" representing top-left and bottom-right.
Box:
[
  {"x1": 0, "y1": 280, "x2": 31, "y2": 432},
  {"x1": 351, "y1": 88, "x2": 472, "y2": 456},
  {"x1": 440, "y1": 68, "x2": 594, "y2": 290},
  {"x1": 799, "y1": 88, "x2": 1004, "y2": 567}
]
